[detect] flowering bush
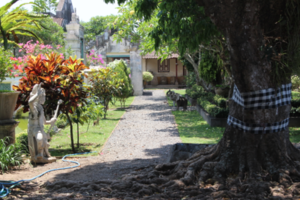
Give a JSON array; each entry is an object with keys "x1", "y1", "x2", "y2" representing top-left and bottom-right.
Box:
[
  {"x1": 0, "y1": 47, "x2": 20, "y2": 84},
  {"x1": 86, "y1": 50, "x2": 105, "y2": 67},
  {"x1": 10, "y1": 41, "x2": 73, "y2": 77}
]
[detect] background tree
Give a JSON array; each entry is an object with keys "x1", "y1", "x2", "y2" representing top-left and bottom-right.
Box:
[
  {"x1": 107, "y1": 60, "x2": 133, "y2": 108},
  {"x1": 105, "y1": 0, "x2": 300, "y2": 195},
  {"x1": 0, "y1": 0, "x2": 46, "y2": 50},
  {"x1": 89, "y1": 68, "x2": 123, "y2": 118},
  {"x1": 17, "y1": 16, "x2": 65, "y2": 46},
  {"x1": 32, "y1": 0, "x2": 58, "y2": 14},
  {"x1": 82, "y1": 15, "x2": 118, "y2": 45}
]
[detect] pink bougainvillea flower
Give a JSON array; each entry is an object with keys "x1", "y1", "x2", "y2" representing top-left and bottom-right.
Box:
[{"x1": 14, "y1": 74, "x2": 19, "y2": 77}]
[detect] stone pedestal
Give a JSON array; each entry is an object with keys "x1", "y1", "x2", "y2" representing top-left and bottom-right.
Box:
[{"x1": 0, "y1": 120, "x2": 19, "y2": 145}]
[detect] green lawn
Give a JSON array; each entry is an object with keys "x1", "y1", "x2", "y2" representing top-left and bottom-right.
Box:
[
  {"x1": 167, "y1": 89, "x2": 300, "y2": 144},
  {"x1": 47, "y1": 96, "x2": 135, "y2": 157},
  {"x1": 292, "y1": 91, "x2": 300, "y2": 100}
]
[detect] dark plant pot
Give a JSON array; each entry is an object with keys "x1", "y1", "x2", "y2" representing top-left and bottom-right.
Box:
[{"x1": 0, "y1": 91, "x2": 20, "y2": 120}]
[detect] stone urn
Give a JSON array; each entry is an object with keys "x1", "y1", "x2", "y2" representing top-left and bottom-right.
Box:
[
  {"x1": 0, "y1": 91, "x2": 20, "y2": 120},
  {"x1": 214, "y1": 86, "x2": 230, "y2": 98},
  {"x1": 0, "y1": 91, "x2": 20, "y2": 145}
]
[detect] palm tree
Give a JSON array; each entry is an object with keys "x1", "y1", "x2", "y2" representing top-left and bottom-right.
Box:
[{"x1": 0, "y1": 0, "x2": 46, "y2": 50}]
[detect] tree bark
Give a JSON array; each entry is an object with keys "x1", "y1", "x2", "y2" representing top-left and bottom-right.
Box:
[{"x1": 66, "y1": 112, "x2": 76, "y2": 153}]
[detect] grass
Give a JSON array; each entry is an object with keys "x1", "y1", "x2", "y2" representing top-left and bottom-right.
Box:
[
  {"x1": 109, "y1": 96, "x2": 135, "y2": 109},
  {"x1": 292, "y1": 91, "x2": 300, "y2": 100},
  {"x1": 46, "y1": 96, "x2": 135, "y2": 157},
  {"x1": 167, "y1": 89, "x2": 300, "y2": 144}
]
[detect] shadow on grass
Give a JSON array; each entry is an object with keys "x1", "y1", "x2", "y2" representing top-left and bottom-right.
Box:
[{"x1": 172, "y1": 110, "x2": 224, "y2": 144}]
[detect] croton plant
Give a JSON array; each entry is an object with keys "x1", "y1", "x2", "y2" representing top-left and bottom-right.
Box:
[{"x1": 13, "y1": 53, "x2": 89, "y2": 117}]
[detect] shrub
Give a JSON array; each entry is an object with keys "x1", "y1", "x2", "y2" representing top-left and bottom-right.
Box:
[
  {"x1": 0, "y1": 137, "x2": 25, "y2": 173},
  {"x1": 143, "y1": 71, "x2": 154, "y2": 82},
  {"x1": 108, "y1": 60, "x2": 133, "y2": 107},
  {"x1": 213, "y1": 95, "x2": 227, "y2": 108},
  {"x1": 14, "y1": 107, "x2": 23, "y2": 119},
  {"x1": 56, "y1": 117, "x2": 68, "y2": 129},
  {"x1": 16, "y1": 132, "x2": 28, "y2": 155},
  {"x1": 186, "y1": 85, "x2": 205, "y2": 99},
  {"x1": 185, "y1": 72, "x2": 197, "y2": 88},
  {"x1": 292, "y1": 75, "x2": 300, "y2": 90},
  {"x1": 197, "y1": 97, "x2": 229, "y2": 118}
]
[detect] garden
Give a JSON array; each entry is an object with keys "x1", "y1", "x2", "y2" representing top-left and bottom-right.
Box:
[{"x1": 0, "y1": 1, "x2": 134, "y2": 174}]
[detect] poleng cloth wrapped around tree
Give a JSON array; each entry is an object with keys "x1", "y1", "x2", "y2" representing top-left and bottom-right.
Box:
[
  {"x1": 227, "y1": 115, "x2": 289, "y2": 134},
  {"x1": 228, "y1": 83, "x2": 291, "y2": 133},
  {"x1": 231, "y1": 83, "x2": 292, "y2": 110}
]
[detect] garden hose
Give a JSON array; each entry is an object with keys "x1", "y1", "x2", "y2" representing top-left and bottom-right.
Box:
[{"x1": 0, "y1": 151, "x2": 96, "y2": 198}]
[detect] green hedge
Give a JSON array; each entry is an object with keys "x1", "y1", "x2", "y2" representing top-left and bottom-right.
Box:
[
  {"x1": 197, "y1": 97, "x2": 229, "y2": 118},
  {"x1": 186, "y1": 85, "x2": 205, "y2": 99},
  {"x1": 213, "y1": 95, "x2": 227, "y2": 108}
]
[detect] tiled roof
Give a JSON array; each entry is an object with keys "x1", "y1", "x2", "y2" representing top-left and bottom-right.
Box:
[
  {"x1": 56, "y1": 0, "x2": 65, "y2": 11},
  {"x1": 52, "y1": 17, "x2": 64, "y2": 26},
  {"x1": 142, "y1": 51, "x2": 179, "y2": 59}
]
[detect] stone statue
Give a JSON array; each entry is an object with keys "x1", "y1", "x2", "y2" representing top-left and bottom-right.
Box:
[{"x1": 27, "y1": 83, "x2": 60, "y2": 163}]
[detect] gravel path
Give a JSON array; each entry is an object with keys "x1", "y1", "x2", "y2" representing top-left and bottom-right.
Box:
[
  {"x1": 2, "y1": 90, "x2": 182, "y2": 199},
  {"x1": 100, "y1": 89, "x2": 182, "y2": 165}
]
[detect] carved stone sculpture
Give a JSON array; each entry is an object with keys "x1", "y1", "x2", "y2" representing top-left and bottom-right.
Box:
[{"x1": 27, "y1": 83, "x2": 60, "y2": 163}]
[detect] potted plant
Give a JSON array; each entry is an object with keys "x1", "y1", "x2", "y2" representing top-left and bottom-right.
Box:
[{"x1": 143, "y1": 71, "x2": 154, "y2": 88}]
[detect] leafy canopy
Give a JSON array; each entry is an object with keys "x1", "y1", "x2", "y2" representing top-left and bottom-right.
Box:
[{"x1": 0, "y1": 0, "x2": 47, "y2": 50}]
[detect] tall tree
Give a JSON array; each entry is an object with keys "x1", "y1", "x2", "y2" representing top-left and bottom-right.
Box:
[
  {"x1": 81, "y1": 15, "x2": 118, "y2": 45},
  {"x1": 0, "y1": 0, "x2": 46, "y2": 50},
  {"x1": 105, "y1": 0, "x2": 300, "y2": 193},
  {"x1": 32, "y1": 0, "x2": 58, "y2": 14}
]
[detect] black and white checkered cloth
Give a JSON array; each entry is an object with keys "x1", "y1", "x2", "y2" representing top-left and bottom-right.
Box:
[
  {"x1": 227, "y1": 115, "x2": 289, "y2": 134},
  {"x1": 231, "y1": 83, "x2": 292, "y2": 109}
]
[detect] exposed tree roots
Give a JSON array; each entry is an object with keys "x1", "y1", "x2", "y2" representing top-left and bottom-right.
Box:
[{"x1": 32, "y1": 133, "x2": 300, "y2": 199}]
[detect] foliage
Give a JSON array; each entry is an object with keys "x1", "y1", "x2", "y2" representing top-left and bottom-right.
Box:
[
  {"x1": 10, "y1": 40, "x2": 73, "y2": 78},
  {"x1": 0, "y1": 47, "x2": 19, "y2": 84},
  {"x1": 86, "y1": 49, "x2": 105, "y2": 67},
  {"x1": 56, "y1": 117, "x2": 68, "y2": 128},
  {"x1": 185, "y1": 72, "x2": 197, "y2": 88},
  {"x1": 18, "y1": 16, "x2": 65, "y2": 46},
  {"x1": 0, "y1": 0, "x2": 47, "y2": 50},
  {"x1": 108, "y1": 60, "x2": 133, "y2": 108},
  {"x1": 13, "y1": 53, "x2": 89, "y2": 153},
  {"x1": 16, "y1": 132, "x2": 28, "y2": 155},
  {"x1": 186, "y1": 85, "x2": 205, "y2": 99},
  {"x1": 292, "y1": 75, "x2": 300, "y2": 90},
  {"x1": 82, "y1": 15, "x2": 118, "y2": 44},
  {"x1": 0, "y1": 137, "x2": 25, "y2": 173},
  {"x1": 143, "y1": 71, "x2": 153, "y2": 82},
  {"x1": 292, "y1": 91, "x2": 300, "y2": 100},
  {"x1": 32, "y1": 0, "x2": 58, "y2": 14},
  {"x1": 89, "y1": 68, "x2": 123, "y2": 118},
  {"x1": 197, "y1": 97, "x2": 229, "y2": 118},
  {"x1": 14, "y1": 107, "x2": 23, "y2": 118},
  {"x1": 198, "y1": 51, "x2": 223, "y2": 84},
  {"x1": 213, "y1": 95, "x2": 227, "y2": 108},
  {"x1": 84, "y1": 97, "x2": 104, "y2": 131}
]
